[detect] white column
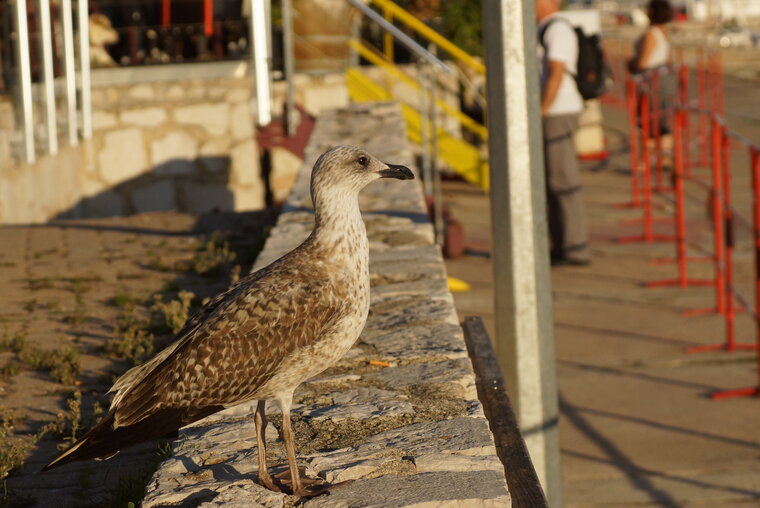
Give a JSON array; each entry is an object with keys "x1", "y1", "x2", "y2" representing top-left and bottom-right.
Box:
[
  {"x1": 250, "y1": 0, "x2": 272, "y2": 126},
  {"x1": 13, "y1": 0, "x2": 35, "y2": 163},
  {"x1": 482, "y1": 0, "x2": 562, "y2": 506},
  {"x1": 61, "y1": 0, "x2": 79, "y2": 146},
  {"x1": 38, "y1": 0, "x2": 58, "y2": 154},
  {"x1": 78, "y1": 0, "x2": 92, "y2": 139}
]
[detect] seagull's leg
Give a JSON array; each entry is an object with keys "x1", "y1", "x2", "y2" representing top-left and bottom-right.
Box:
[
  {"x1": 254, "y1": 400, "x2": 280, "y2": 492},
  {"x1": 277, "y1": 394, "x2": 310, "y2": 497}
]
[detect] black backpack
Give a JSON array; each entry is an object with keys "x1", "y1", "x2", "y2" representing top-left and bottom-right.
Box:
[{"x1": 539, "y1": 18, "x2": 608, "y2": 100}]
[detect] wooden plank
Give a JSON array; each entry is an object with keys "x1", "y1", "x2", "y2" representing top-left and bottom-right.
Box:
[{"x1": 462, "y1": 316, "x2": 549, "y2": 508}]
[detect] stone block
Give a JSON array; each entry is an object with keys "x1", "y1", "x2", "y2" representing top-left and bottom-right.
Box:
[
  {"x1": 226, "y1": 87, "x2": 250, "y2": 103},
  {"x1": 299, "y1": 387, "x2": 415, "y2": 421},
  {"x1": 121, "y1": 107, "x2": 168, "y2": 127},
  {"x1": 132, "y1": 180, "x2": 177, "y2": 213},
  {"x1": 128, "y1": 84, "x2": 155, "y2": 100},
  {"x1": 232, "y1": 185, "x2": 265, "y2": 212},
  {"x1": 270, "y1": 147, "x2": 302, "y2": 202},
  {"x1": 301, "y1": 82, "x2": 349, "y2": 116},
  {"x1": 174, "y1": 103, "x2": 230, "y2": 136},
  {"x1": 230, "y1": 139, "x2": 260, "y2": 185},
  {"x1": 92, "y1": 110, "x2": 118, "y2": 130},
  {"x1": 367, "y1": 358, "x2": 477, "y2": 400},
  {"x1": 302, "y1": 471, "x2": 510, "y2": 508},
  {"x1": 150, "y1": 131, "x2": 198, "y2": 175},
  {"x1": 179, "y1": 182, "x2": 234, "y2": 214},
  {"x1": 200, "y1": 138, "x2": 233, "y2": 172},
  {"x1": 83, "y1": 189, "x2": 126, "y2": 217},
  {"x1": 98, "y1": 128, "x2": 148, "y2": 185},
  {"x1": 230, "y1": 102, "x2": 254, "y2": 141}
]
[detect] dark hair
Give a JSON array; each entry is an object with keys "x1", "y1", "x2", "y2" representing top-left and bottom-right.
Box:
[{"x1": 648, "y1": 0, "x2": 673, "y2": 24}]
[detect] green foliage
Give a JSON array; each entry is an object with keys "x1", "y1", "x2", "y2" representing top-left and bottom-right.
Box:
[
  {"x1": 150, "y1": 291, "x2": 196, "y2": 335},
  {"x1": 441, "y1": 0, "x2": 483, "y2": 56}
]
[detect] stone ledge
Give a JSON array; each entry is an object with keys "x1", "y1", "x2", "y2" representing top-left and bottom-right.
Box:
[{"x1": 143, "y1": 102, "x2": 510, "y2": 507}]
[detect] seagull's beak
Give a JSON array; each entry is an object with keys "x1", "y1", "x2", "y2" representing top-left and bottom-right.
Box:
[{"x1": 378, "y1": 164, "x2": 414, "y2": 180}]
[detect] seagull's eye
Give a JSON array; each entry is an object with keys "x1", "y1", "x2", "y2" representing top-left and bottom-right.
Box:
[{"x1": 357, "y1": 156, "x2": 368, "y2": 167}]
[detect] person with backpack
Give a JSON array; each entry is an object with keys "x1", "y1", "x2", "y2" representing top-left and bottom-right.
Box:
[{"x1": 536, "y1": 0, "x2": 591, "y2": 266}]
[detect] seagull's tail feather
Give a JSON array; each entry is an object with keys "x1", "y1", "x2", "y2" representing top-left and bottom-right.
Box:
[{"x1": 42, "y1": 405, "x2": 223, "y2": 472}]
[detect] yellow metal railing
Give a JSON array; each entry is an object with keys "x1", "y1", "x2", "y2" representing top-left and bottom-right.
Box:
[
  {"x1": 368, "y1": 0, "x2": 485, "y2": 76},
  {"x1": 350, "y1": 39, "x2": 488, "y2": 142}
]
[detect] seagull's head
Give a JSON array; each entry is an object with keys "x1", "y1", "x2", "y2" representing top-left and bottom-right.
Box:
[{"x1": 311, "y1": 145, "x2": 414, "y2": 196}]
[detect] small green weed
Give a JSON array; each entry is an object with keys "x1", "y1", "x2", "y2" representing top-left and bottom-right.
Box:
[{"x1": 150, "y1": 291, "x2": 195, "y2": 335}]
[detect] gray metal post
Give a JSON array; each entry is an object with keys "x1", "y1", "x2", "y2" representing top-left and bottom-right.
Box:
[
  {"x1": 419, "y1": 62, "x2": 432, "y2": 198},
  {"x1": 13, "y1": 0, "x2": 35, "y2": 163},
  {"x1": 38, "y1": 0, "x2": 58, "y2": 154},
  {"x1": 482, "y1": 0, "x2": 562, "y2": 506},
  {"x1": 61, "y1": 0, "x2": 79, "y2": 146},
  {"x1": 78, "y1": 0, "x2": 92, "y2": 139},
  {"x1": 282, "y1": 0, "x2": 297, "y2": 136},
  {"x1": 429, "y1": 72, "x2": 444, "y2": 247}
]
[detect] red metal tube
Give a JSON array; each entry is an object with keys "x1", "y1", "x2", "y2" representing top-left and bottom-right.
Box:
[
  {"x1": 641, "y1": 93, "x2": 654, "y2": 241},
  {"x1": 711, "y1": 117, "x2": 726, "y2": 315},
  {"x1": 697, "y1": 52, "x2": 708, "y2": 167},
  {"x1": 753, "y1": 148, "x2": 760, "y2": 384},
  {"x1": 627, "y1": 79, "x2": 641, "y2": 207},
  {"x1": 204, "y1": 0, "x2": 214, "y2": 37},
  {"x1": 162, "y1": 0, "x2": 171, "y2": 27},
  {"x1": 675, "y1": 110, "x2": 688, "y2": 286},
  {"x1": 721, "y1": 127, "x2": 735, "y2": 349},
  {"x1": 651, "y1": 73, "x2": 664, "y2": 190},
  {"x1": 678, "y1": 65, "x2": 691, "y2": 177}
]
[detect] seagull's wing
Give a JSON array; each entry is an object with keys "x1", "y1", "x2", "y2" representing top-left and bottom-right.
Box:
[{"x1": 44, "y1": 255, "x2": 351, "y2": 470}]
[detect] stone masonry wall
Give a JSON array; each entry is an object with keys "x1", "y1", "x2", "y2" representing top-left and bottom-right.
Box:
[
  {"x1": 0, "y1": 76, "x2": 265, "y2": 223},
  {"x1": 142, "y1": 102, "x2": 510, "y2": 507}
]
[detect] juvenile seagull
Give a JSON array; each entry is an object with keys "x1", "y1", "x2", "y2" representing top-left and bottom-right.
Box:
[{"x1": 44, "y1": 146, "x2": 414, "y2": 496}]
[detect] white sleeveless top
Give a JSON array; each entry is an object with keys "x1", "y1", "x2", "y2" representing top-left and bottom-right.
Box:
[{"x1": 640, "y1": 26, "x2": 670, "y2": 70}]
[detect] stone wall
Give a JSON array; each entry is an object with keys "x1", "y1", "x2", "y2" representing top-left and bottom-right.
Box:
[
  {"x1": 142, "y1": 102, "x2": 510, "y2": 507},
  {"x1": 0, "y1": 63, "x2": 350, "y2": 224},
  {"x1": 0, "y1": 75, "x2": 264, "y2": 224}
]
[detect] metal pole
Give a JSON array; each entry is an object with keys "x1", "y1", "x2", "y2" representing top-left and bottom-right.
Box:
[
  {"x1": 78, "y1": 0, "x2": 92, "y2": 139},
  {"x1": 250, "y1": 0, "x2": 271, "y2": 126},
  {"x1": 482, "y1": 0, "x2": 561, "y2": 506},
  {"x1": 282, "y1": 0, "x2": 297, "y2": 136},
  {"x1": 429, "y1": 70, "x2": 444, "y2": 247},
  {"x1": 419, "y1": 62, "x2": 432, "y2": 198},
  {"x1": 13, "y1": 0, "x2": 35, "y2": 163},
  {"x1": 38, "y1": 0, "x2": 58, "y2": 154},
  {"x1": 61, "y1": 0, "x2": 79, "y2": 146}
]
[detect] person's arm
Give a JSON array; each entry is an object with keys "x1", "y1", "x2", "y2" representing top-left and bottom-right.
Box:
[
  {"x1": 635, "y1": 29, "x2": 657, "y2": 71},
  {"x1": 541, "y1": 60, "x2": 565, "y2": 116}
]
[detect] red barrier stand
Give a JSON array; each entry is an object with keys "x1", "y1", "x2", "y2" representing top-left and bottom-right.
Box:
[
  {"x1": 618, "y1": 92, "x2": 675, "y2": 244},
  {"x1": 712, "y1": 147, "x2": 760, "y2": 399},
  {"x1": 647, "y1": 110, "x2": 714, "y2": 288},
  {"x1": 681, "y1": 117, "x2": 728, "y2": 320},
  {"x1": 613, "y1": 78, "x2": 642, "y2": 209}
]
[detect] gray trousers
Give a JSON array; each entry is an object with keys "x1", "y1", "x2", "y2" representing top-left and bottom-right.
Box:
[{"x1": 542, "y1": 113, "x2": 590, "y2": 261}]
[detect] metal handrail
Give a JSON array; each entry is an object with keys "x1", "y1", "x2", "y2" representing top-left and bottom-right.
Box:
[
  {"x1": 349, "y1": 39, "x2": 488, "y2": 141},
  {"x1": 345, "y1": 0, "x2": 450, "y2": 73},
  {"x1": 367, "y1": 0, "x2": 485, "y2": 75}
]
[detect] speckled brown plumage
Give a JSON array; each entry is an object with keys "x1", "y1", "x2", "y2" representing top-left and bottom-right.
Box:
[{"x1": 44, "y1": 146, "x2": 414, "y2": 496}]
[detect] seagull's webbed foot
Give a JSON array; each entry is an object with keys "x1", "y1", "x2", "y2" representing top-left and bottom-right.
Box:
[{"x1": 274, "y1": 466, "x2": 330, "y2": 497}]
